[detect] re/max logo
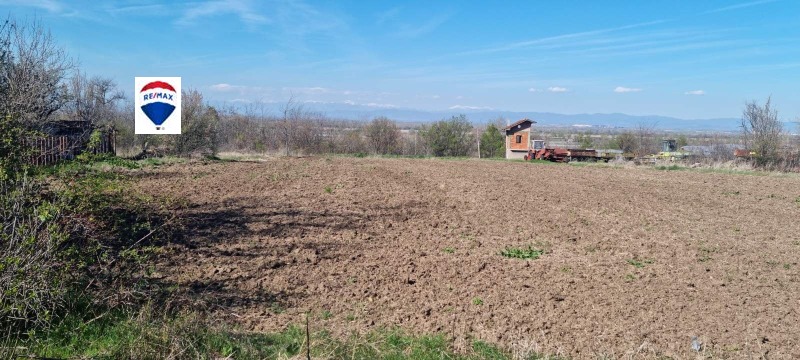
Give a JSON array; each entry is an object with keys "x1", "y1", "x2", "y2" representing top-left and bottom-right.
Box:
[{"x1": 142, "y1": 92, "x2": 174, "y2": 101}]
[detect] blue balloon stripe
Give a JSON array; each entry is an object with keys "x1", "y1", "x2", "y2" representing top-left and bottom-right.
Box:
[{"x1": 141, "y1": 102, "x2": 176, "y2": 126}]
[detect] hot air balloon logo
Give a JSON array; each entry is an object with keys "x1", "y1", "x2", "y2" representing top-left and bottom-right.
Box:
[
  {"x1": 135, "y1": 77, "x2": 181, "y2": 134},
  {"x1": 140, "y1": 81, "x2": 177, "y2": 129}
]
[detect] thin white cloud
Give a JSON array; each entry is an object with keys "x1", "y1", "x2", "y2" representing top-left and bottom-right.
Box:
[
  {"x1": 1, "y1": 0, "x2": 82, "y2": 16},
  {"x1": 684, "y1": 90, "x2": 705, "y2": 95},
  {"x1": 458, "y1": 19, "x2": 667, "y2": 56},
  {"x1": 548, "y1": 87, "x2": 569, "y2": 93},
  {"x1": 614, "y1": 86, "x2": 642, "y2": 93},
  {"x1": 394, "y1": 13, "x2": 451, "y2": 38},
  {"x1": 1, "y1": 0, "x2": 64, "y2": 12},
  {"x1": 282, "y1": 86, "x2": 332, "y2": 94},
  {"x1": 363, "y1": 102, "x2": 397, "y2": 108},
  {"x1": 210, "y1": 83, "x2": 238, "y2": 91},
  {"x1": 208, "y1": 83, "x2": 267, "y2": 94},
  {"x1": 528, "y1": 88, "x2": 542, "y2": 92},
  {"x1": 704, "y1": 0, "x2": 779, "y2": 14},
  {"x1": 432, "y1": 95, "x2": 441, "y2": 99},
  {"x1": 303, "y1": 100, "x2": 396, "y2": 108},
  {"x1": 375, "y1": 6, "x2": 401, "y2": 25},
  {"x1": 449, "y1": 105, "x2": 493, "y2": 110},
  {"x1": 177, "y1": 0, "x2": 268, "y2": 27},
  {"x1": 105, "y1": 3, "x2": 167, "y2": 14}
]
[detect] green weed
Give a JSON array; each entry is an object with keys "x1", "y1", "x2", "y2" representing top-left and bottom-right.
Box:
[
  {"x1": 472, "y1": 297, "x2": 484, "y2": 306},
  {"x1": 698, "y1": 243, "x2": 718, "y2": 262},
  {"x1": 655, "y1": 164, "x2": 682, "y2": 171},
  {"x1": 499, "y1": 246, "x2": 543, "y2": 260},
  {"x1": 627, "y1": 258, "x2": 654, "y2": 268}
]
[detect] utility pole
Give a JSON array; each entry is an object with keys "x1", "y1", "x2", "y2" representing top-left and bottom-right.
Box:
[
  {"x1": 414, "y1": 129, "x2": 417, "y2": 156},
  {"x1": 477, "y1": 127, "x2": 481, "y2": 159}
]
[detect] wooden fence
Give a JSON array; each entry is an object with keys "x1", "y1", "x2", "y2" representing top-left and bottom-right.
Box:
[{"x1": 27, "y1": 131, "x2": 116, "y2": 166}]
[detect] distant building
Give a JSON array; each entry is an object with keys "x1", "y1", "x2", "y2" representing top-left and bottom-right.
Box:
[{"x1": 504, "y1": 118, "x2": 536, "y2": 159}]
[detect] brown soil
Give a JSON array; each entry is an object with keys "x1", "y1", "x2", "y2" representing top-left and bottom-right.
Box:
[{"x1": 134, "y1": 157, "x2": 800, "y2": 359}]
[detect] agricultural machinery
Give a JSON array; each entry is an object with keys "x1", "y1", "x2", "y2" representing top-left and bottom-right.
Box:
[
  {"x1": 522, "y1": 140, "x2": 627, "y2": 163},
  {"x1": 522, "y1": 138, "x2": 754, "y2": 164}
]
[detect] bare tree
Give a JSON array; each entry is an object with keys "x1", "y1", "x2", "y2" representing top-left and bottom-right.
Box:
[
  {"x1": 62, "y1": 71, "x2": 124, "y2": 135},
  {"x1": 364, "y1": 116, "x2": 400, "y2": 155},
  {"x1": 741, "y1": 97, "x2": 783, "y2": 160},
  {"x1": 0, "y1": 17, "x2": 73, "y2": 130},
  {"x1": 611, "y1": 131, "x2": 637, "y2": 153},
  {"x1": 172, "y1": 89, "x2": 219, "y2": 156},
  {"x1": 634, "y1": 122, "x2": 658, "y2": 156},
  {"x1": 278, "y1": 95, "x2": 300, "y2": 156}
]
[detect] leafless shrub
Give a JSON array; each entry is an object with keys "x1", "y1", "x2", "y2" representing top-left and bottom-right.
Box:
[
  {"x1": 741, "y1": 97, "x2": 783, "y2": 162},
  {"x1": 171, "y1": 89, "x2": 219, "y2": 157},
  {"x1": 364, "y1": 116, "x2": 400, "y2": 155},
  {"x1": 634, "y1": 122, "x2": 658, "y2": 156},
  {"x1": 0, "y1": 17, "x2": 73, "y2": 130},
  {"x1": 64, "y1": 72, "x2": 124, "y2": 126}
]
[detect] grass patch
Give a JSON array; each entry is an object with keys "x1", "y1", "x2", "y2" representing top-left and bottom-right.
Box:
[
  {"x1": 698, "y1": 243, "x2": 718, "y2": 263},
  {"x1": 138, "y1": 156, "x2": 185, "y2": 167},
  {"x1": 499, "y1": 246, "x2": 544, "y2": 260},
  {"x1": 443, "y1": 247, "x2": 456, "y2": 254},
  {"x1": 627, "y1": 258, "x2": 654, "y2": 268},
  {"x1": 9, "y1": 303, "x2": 557, "y2": 360},
  {"x1": 655, "y1": 164, "x2": 683, "y2": 171},
  {"x1": 472, "y1": 340, "x2": 509, "y2": 359},
  {"x1": 472, "y1": 297, "x2": 484, "y2": 306},
  {"x1": 17, "y1": 306, "x2": 301, "y2": 360}
]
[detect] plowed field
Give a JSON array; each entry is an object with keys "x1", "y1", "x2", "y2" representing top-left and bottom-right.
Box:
[{"x1": 135, "y1": 157, "x2": 800, "y2": 359}]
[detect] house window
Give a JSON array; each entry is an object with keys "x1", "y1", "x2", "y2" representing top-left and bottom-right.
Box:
[{"x1": 515, "y1": 135, "x2": 522, "y2": 144}]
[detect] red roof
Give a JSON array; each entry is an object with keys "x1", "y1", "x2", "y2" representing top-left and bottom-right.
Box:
[{"x1": 504, "y1": 118, "x2": 537, "y2": 130}]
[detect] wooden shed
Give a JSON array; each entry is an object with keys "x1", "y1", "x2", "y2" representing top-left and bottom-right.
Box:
[
  {"x1": 504, "y1": 118, "x2": 536, "y2": 159},
  {"x1": 26, "y1": 120, "x2": 116, "y2": 166}
]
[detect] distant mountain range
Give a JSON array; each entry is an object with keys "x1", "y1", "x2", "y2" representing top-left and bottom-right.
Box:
[
  {"x1": 216, "y1": 100, "x2": 773, "y2": 132},
  {"x1": 298, "y1": 102, "x2": 746, "y2": 132}
]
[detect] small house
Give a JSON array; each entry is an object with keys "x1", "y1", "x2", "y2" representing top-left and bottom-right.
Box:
[{"x1": 504, "y1": 118, "x2": 536, "y2": 159}]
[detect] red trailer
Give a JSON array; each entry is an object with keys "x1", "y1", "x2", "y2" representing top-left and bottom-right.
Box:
[{"x1": 524, "y1": 147, "x2": 571, "y2": 162}]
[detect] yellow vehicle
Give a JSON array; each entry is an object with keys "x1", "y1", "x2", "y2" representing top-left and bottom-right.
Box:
[{"x1": 654, "y1": 139, "x2": 690, "y2": 161}]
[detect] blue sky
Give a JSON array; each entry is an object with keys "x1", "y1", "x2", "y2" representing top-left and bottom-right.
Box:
[{"x1": 2, "y1": 0, "x2": 800, "y2": 120}]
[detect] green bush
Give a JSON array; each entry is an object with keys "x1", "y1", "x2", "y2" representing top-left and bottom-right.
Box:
[
  {"x1": 1, "y1": 123, "x2": 170, "y2": 336},
  {"x1": 420, "y1": 115, "x2": 476, "y2": 157},
  {"x1": 0, "y1": 173, "x2": 68, "y2": 332},
  {"x1": 480, "y1": 123, "x2": 505, "y2": 158}
]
